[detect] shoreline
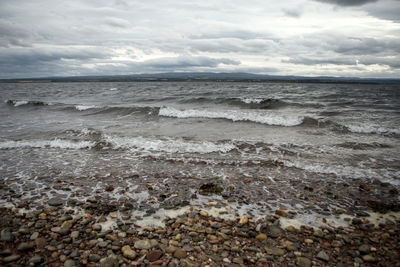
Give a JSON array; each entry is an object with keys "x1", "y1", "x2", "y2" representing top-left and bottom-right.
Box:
[{"x1": 1, "y1": 200, "x2": 400, "y2": 266}]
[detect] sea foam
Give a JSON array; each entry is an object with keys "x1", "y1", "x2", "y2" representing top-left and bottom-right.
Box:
[
  {"x1": 159, "y1": 106, "x2": 304, "y2": 126},
  {"x1": 0, "y1": 139, "x2": 96, "y2": 150},
  {"x1": 104, "y1": 135, "x2": 236, "y2": 154}
]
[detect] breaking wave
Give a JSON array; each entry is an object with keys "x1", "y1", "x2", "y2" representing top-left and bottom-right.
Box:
[
  {"x1": 104, "y1": 135, "x2": 236, "y2": 154},
  {"x1": 345, "y1": 124, "x2": 400, "y2": 135},
  {"x1": 0, "y1": 139, "x2": 96, "y2": 150},
  {"x1": 159, "y1": 106, "x2": 304, "y2": 126}
]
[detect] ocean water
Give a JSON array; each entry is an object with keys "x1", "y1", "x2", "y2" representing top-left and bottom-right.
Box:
[{"x1": 0, "y1": 81, "x2": 399, "y2": 219}]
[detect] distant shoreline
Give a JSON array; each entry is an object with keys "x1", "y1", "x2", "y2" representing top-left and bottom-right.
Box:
[{"x1": 1, "y1": 72, "x2": 399, "y2": 84}]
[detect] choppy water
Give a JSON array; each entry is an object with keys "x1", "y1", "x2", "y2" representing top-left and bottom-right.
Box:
[{"x1": 0, "y1": 81, "x2": 399, "y2": 218}]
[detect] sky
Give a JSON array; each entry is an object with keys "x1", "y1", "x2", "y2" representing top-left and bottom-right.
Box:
[{"x1": 0, "y1": 0, "x2": 399, "y2": 79}]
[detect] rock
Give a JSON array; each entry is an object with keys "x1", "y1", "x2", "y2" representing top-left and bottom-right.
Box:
[
  {"x1": 64, "y1": 259, "x2": 77, "y2": 267},
  {"x1": 1, "y1": 228, "x2": 13, "y2": 242},
  {"x1": 199, "y1": 183, "x2": 223, "y2": 195},
  {"x1": 29, "y1": 255, "x2": 42, "y2": 264},
  {"x1": 239, "y1": 216, "x2": 249, "y2": 225},
  {"x1": 275, "y1": 209, "x2": 288, "y2": 217},
  {"x1": 105, "y1": 185, "x2": 114, "y2": 192},
  {"x1": 352, "y1": 218, "x2": 362, "y2": 225},
  {"x1": 199, "y1": 210, "x2": 208, "y2": 217},
  {"x1": 304, "y1": 239, "x2": 313, "y2": 244},
  {"x1": 268, "y1": 225, "x2": 283, "y2": 238},
  {"x1": 316, "y1": 251, "x2": 330, "y2": 261},
  {"x1": 30, "y1": 232, "x2": 39, "y2": 240},
  {"x1": 0, "y1": 249, "x2": 12, "y2": 256},
  {"x1": 146, "y1": 250, "x2": 163, "y2": 261},
  {"x1": 166, "y1": 246, "x2": 177, "y2": 254},
  {"x1": 358, "y1": 244, "x2": 371, "y2": 254},
  {"x1": 109, "y1": 212, "x2": 118, "y2": 218},
  {"x1": 296, "y1": 257, "x2": 311, "y2": 267},
  {"x1": 256, "y1": 233, "x2": 267, "y2": 240},
  {"x1": 233, "y1": 257, "x2": 244, "y2": 264},
  {"x1": 17, "y1": 242, "x2": 35, "y2": 251},
  {"x1": 48, "y1": 197, "x2": 64, "y2": 206},
  {"x1": 181, "y1": 258, "x2": 199, "y2": 267},
  {"x1": 173, "y1": 248, "x2": 187, "y2": 259},
  {"x1": 285, "y1": 226, "x2": 296, "y2": 232},
  {"x1": 3, "y1": 254, "x2": 21, "y2": 263},
  {"x1": 134, "y1": 239, "x2": 158, "y2": 250},
  {"x1": 362, "y1": 254, "x2": 377, "y2": 262},
  {"x1": 265, "y1": 247, "x2": 285, "y2": 256},
  {"x1": 70, "y1": 231, "x2": 79, "y2": 239},
  {"x1": 35, "y1": 237, "x2": 47, "y2": 248},
  {"x1": 89, "y1": 254, "x2": 101, "y2": 262},
  {"x1": 100, "y1": 255, "x2": 119, "y2": 267},
  {"x1": 122, "y1": 245, "x2": 137, "y2": 260}
]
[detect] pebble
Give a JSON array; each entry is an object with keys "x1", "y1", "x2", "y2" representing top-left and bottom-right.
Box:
[
  {"x1": 316, "y1": 250, "x2": 330, "y2": 261},
  {"x1": 121, "y1": 245, "x2": 137, "y2": 260},
  {"x1": 30, "y1": 232, "x2": 40, "y2": 240},
  {"x1": 256, "y1": 233, "x2": 267, "y2": 240},
  {"x1": 199, "y1": 210, "x2": 208, "y2": 216},
  {"x1": 64, "y1": 259, "x2": 77, "y2": 267},
  {"x1": 29, "y1": 255, "x2": 42, "y2": 264},
  {"x1": 48, "y1": 197, "x2": 64, "y2": 206},
  {"x1": 173, "y1": 248, "x2": 187, "y2": 259},
  {"x1": 265, "y1": 247, "x2": 285, "y2": 256},
  {"x1": 135, "y1": 239, "x2": 158, "y2": 250},
  {"x1": 3, "y1": 254, "x2": 21, "y2": 263},
  {"x1": 239, "y1": 216, "x2": 249, "y2": 225},
  {"x1": 17, "y1": 242, "x2": 35, "y2": 251},
  {"x1": 296, "y1": 257, "x2": 311, "y2": 267},
  {"x1": 358, "y1": 244, "x2": 371, "y2": 254},
  {"x1": 362, "y1": 254, "x2": 377, "y2": 262},
  {"x1": 1, "y1": 228, "x2": 13, "y2": 242},
  {"x1": 89, "y1": 254, "x2": 101, "y2": 262},
  {"x1": 146, "y1": 250, "x2": 163, "y2": 261}
]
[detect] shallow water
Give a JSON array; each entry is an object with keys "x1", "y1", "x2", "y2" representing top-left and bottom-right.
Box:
[{"x1": 0, "y1": 81, "x2": 399, "y2": 222}]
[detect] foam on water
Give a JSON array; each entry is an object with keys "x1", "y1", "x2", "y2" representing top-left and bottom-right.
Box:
[
  {"x1": 75, "y1": 105, "x2": 98, "y2": 111},
  {"x1": 159, "y1": 106, "x2": 304, "y2": 126},
  {"x1": 346, "y1": 124, "x2": 400, "y2": 135},
  {"x1": 0, "y1": 139, "x2": 96, "y2": 150},
  {"x1": 104, "y1": 135, "x2": 236, "y2": 154}
]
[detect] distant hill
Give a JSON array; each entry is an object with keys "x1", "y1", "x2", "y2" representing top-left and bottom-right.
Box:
[{"x1": 1, "y1": 72, "x2": 399, "y2": 84}]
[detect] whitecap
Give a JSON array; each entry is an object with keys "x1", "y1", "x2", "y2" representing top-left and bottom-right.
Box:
[
  {"x1": 0, "y1": 139, "x2": 96, "y2": 150},
  {"x1": 104, "y1": 135, "x2": 236, "y2": 154},
  {"x1": 75, "y1": 105, "x2": 97, "y2": 111},
  {"x1": 159, "y1": 106, "x2": 304, "y2": 127}
]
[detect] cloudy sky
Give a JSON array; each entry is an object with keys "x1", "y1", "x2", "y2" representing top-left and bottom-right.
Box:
[{"x1": 1, "y1": 0, "x2": 399, "y2": 78}]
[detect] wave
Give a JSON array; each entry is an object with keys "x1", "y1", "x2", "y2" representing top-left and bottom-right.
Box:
[
  {"x1": 6, "y1": 100, "x2": 50, "y2": 107},
  {"x1": 179, "y1": 97, "x2": 290, "y2": 109},
  {"x1": 0, "y1": 139, "x2": 96, "y2": 150},
  {"x1": 345, "y1": 124, "x2": 400, "y2": 135},
  {"x1": 75, "y1": 105, "x2": 97, "y2": 111},
  {"x1": 159, "y1": 106, "x2": 304, "y2": 126},
  {"x1": 104, "y1": 135, "x2": 236, "y2": 154}
]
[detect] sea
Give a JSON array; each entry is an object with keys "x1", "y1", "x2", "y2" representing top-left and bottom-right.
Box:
[{"x1": 1, "y1": 81, "x2": 399, "y2": 226}]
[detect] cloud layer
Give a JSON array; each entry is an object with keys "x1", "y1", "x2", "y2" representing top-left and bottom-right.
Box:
[{"x1": 0, "y1": 0, "x2": 399, "y2": 78}]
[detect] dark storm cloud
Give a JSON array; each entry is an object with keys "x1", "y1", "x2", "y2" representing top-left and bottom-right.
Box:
[{"x1": 313, "y1": 0, "x2": 378, "y2": 6}]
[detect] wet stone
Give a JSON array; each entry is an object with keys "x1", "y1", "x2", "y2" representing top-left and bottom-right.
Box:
[
  {"x1": 89, "y1": 254, "x2": 101, "y2": 262},
  {"x1": 146, "y1": 250, "x2": 163, "y2": 261},
  {"x1": 316, "y1": 251, "x2": 330, "y2": 261},
  {"x1": 17, "y1": 242, "x2": 35, "y2": 251},
  {"x1": 1, "y1": 228, "x2": 13, "y2": 242},
  {"x1": 296, "y1": 257, "x2": 311, "y2": 267},
  {"x1": 48, "y1": 197, "x2": 64, "y2": 206},
  {"x1": 30, "y1": 232, "x2": 39, "y2": 240},
  {"x1": 64, "y1": 259, "x2": 77, "y2": 267},
  {"x1": 134, "y1": 239, "x2": 158, "y2": 250},
  {"x1": 29, "y1": 255, "x2": 42, "y2": 264},
  {"x1": 3, "y1": 254, "x2": 21, "y2": 263},
  {"x1": 173, "y1": 248, "x2": 187, "y2": 259},
  {"x1": 358, "y1": 244, "x2": 371, "y2": 254}
]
